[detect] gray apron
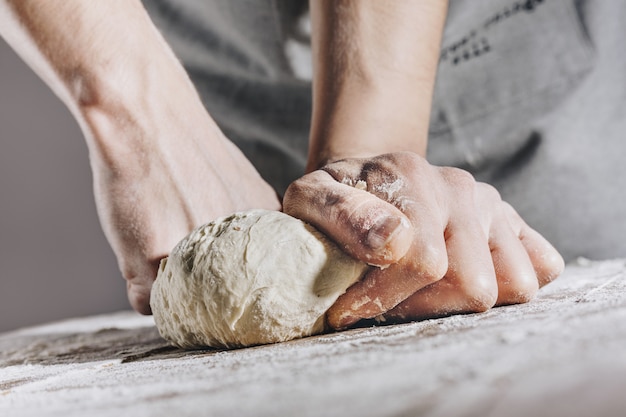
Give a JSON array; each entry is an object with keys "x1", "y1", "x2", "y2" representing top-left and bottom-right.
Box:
[{"x1": 143, "y1": 0, "x2": 626, "y2": 261}]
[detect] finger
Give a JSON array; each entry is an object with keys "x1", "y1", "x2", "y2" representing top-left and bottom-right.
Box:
[
  {"x1": 385, "y1": 216, "x2": 497, "y2": 322},
  {"x1": 519, "y1": 226, "x2": 565, "y2": 287},
  {"x1": 126, "y1": 281, "x2": 152, "y2": 315},
  {"x1": 489, "y1": 217, "x2": 539, "y2": 306},
  {"x1": 502, "y1": 203, "x2": 565, "y2": 287},
  {"x1": 326, "y1": 217, "x2": 448, "y2": 329},
  {"x1": 128, "y1": 281, "x2": 153, "y2": 315},
  {"x1": 326, "y1": 258, "x2": 440, "y2": 329},
  {"x1": 123, "y1": 257, "x2": 160, "y2": 315},
  {"x1": 283, "y1": 170, "x2": 413, "y2": 266}
]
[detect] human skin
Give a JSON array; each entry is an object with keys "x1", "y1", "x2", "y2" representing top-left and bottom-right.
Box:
[
  {"x1": 282, "y1": 0, "x2": 564, "y2": 329},
  {"x1": 0, "y1": 0, "x2": 564, "y2": 323},
  {"x1": 0, "y1": 0, "x2": 280, "y2": 313}
]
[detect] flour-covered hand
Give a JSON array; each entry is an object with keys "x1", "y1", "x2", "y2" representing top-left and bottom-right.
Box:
[{"x1": 284, "y1": 152, "x2": 564, "y2": 329}]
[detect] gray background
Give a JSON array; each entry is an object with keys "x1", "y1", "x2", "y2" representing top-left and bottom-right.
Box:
[{"x1": 0, "y1": 38, "x2": 130, "y2": 332}]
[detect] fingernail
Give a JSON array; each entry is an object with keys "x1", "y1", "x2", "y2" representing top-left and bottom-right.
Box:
[{"x1": 366, "y1": 215, "x2": 406, "y2": 251}]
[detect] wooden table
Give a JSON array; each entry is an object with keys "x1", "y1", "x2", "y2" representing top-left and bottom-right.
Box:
[{"x1": 2, "y1": 259, "x2": 625, "y2": 417}]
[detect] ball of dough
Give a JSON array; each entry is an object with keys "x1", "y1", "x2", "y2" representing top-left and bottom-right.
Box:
[{"x1": 150, "y1": 210, "x2": 367, "y2": 349}]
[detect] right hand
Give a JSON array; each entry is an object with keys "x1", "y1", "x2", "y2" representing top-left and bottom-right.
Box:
[{"x1": 284, "y1": 152, "x2": 564, "y2": 329}]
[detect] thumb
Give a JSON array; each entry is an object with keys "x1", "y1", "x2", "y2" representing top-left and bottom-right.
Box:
[{"x1": 283, "y1": 170, "x2": 412, "y2": 266}]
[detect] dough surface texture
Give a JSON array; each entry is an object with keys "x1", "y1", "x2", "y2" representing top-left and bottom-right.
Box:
[{"x1": 151, "y1": 210, "x2": 367, "y2": 349}]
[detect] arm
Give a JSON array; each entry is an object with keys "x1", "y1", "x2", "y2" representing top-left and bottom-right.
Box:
[
  {"x1": 307, "y1": 0, "x2": 447, "y2": 170},
  {"x1": 0, "y1": 0, "x2": 280, "y2": 313},
  {"x1": 285, "y1": 0, "x2": 563, "y2": 328}
]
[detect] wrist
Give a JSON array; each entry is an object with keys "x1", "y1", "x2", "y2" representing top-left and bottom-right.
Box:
[
  {"x1": 306, "y1": 81, "x2": 430, "y2": 171},
  {"x1": 307, "y1": 1, "x2": 448, "y2": 172}
]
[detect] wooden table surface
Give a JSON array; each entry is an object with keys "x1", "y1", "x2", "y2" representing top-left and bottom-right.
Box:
[{"x1": 1, "y1": 259, "x2": 625, "y2": 417}]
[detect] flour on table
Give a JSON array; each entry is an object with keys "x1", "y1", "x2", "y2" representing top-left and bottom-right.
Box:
[{"x1": 150, "y1": 210, "x2": 367, "y2": 349}]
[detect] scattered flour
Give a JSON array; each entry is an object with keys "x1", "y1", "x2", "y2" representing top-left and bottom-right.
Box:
[{"x1": 3, "y1": 261, "x2": 626, "y2": 417}]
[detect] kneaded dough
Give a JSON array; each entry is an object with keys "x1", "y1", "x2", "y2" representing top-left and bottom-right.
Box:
[{"x1": 150, "y1": 210, "x2": 367, "y2": 349}]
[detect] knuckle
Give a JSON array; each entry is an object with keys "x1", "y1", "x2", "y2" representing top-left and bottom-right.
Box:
[
  {"x1": 508, "y1": 288, "x2": 537, "y2": 304},
  {"x1": 502, "y1": 273, "x2": 539, "y2": 304},
  {"x1": 461, "y1": 274, "x2": 498, "y2": 312},
  {"x1": 283, "y1": 176, "x2": 313, "y2": 207},
  {"x1": 537, "y1": 251, "x2": 565, "y2": 286},
  {"x1": 394, "y1": 151, "x2": 428, "y2": 176},
  {"x1": 283, "y1": 177, "x2": 305, "y2": 198},
  {"x1": 283, "y1": 172, "x2": 328, "y2": 216},
  {"x1": 392, "y1": 150, "x2": 421, "y2": 166},
  {"x1": 413, "y1": 244, "x2": 448, "y2": 283},
  {"x1": 501, "y1": 201, "x2": 524, "y2": 228},
  {"x1": 363, "y1": 152, "x2": 426, "y2": 181},
  {"x1": 439, "y1": 167, "x2": 476, "y2": 194},
  {"x1": 283, "y1": 184, "x2": 305, "y2": 216},
  {"x1": 360, "y1": 161, "x2": 399, "y2": 189},
  {"x1": 477, "y1": 182, "x2": 502, "y2": 204},
  {"x1": 501, "y1": 201, "x2": 521, "y2": 220}
]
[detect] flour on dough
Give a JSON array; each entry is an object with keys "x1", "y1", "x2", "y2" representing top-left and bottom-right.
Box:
[{"x1": 150, "y1": 210, "x2": 367, "y2": 349}]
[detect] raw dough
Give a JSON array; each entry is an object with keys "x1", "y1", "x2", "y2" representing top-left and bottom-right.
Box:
[{"x1": 150, "y1": 210, "x2": 367, "y2": 349}]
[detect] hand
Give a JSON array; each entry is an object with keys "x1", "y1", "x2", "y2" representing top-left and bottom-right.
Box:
[
  {"x1": 89, "y1": 102, "x2": 281, "y2": 314},
  {"x1": 284, "y1": 152, "x2": 564, "y2": 329},
  {"x1": 0, "y1": 0, "x2": 281, "y2": 314}
]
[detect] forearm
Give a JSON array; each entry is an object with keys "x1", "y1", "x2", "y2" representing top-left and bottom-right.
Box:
[
  {"x1": 307, "y1": 0, "x2": 448, "y2": 171},
  {"x1": 0, "y1": 0, "x2": 222, "y2": 170}
]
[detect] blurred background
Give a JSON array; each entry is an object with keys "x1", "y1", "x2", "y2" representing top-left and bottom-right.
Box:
[{"x1": 0, "y1": 38, "x2": 129, "y2": 332}]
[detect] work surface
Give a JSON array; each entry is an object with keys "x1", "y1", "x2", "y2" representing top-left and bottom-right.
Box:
[{"x1": 1, "y1": 259, "x2": 625, "y2": 417}]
